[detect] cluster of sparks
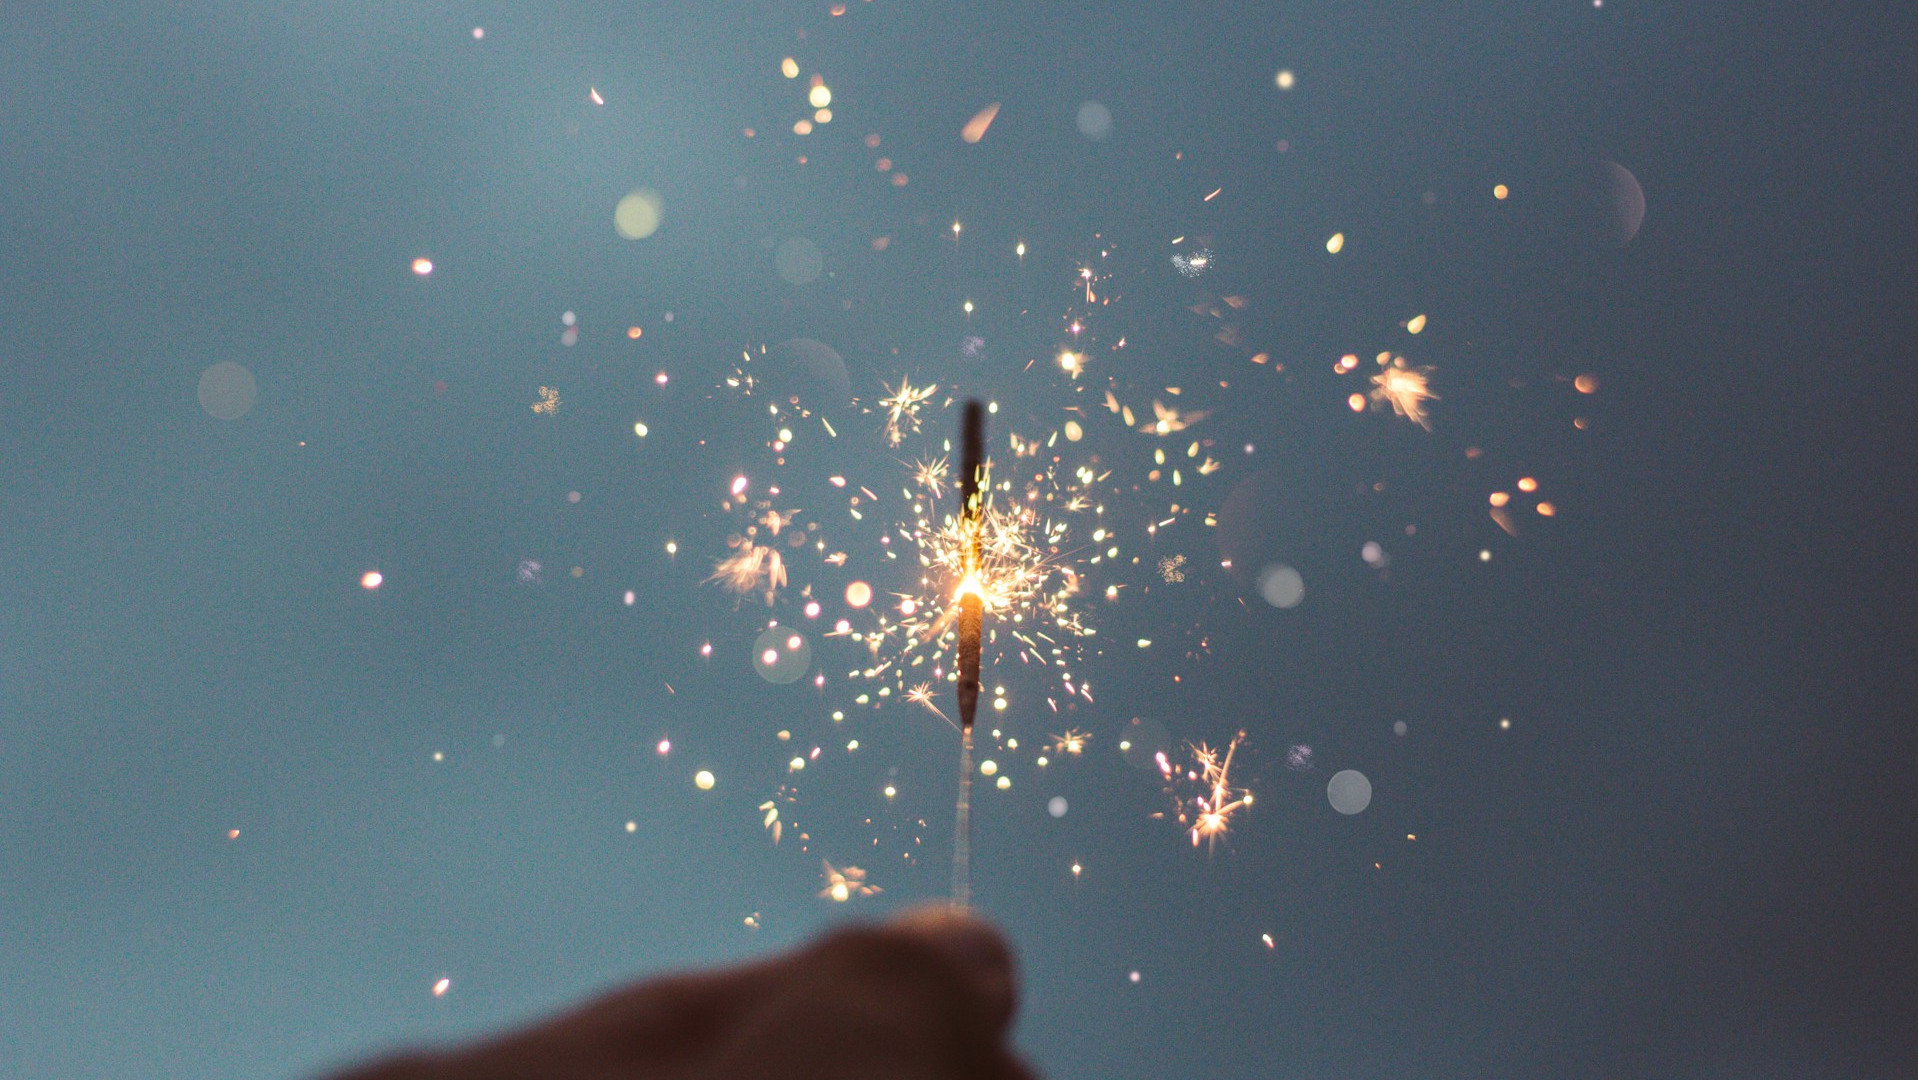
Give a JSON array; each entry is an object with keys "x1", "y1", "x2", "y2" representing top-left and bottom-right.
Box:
[
  {"x1": 686, "y1": 221, "x2": 1567, "y2": 882},
  {"x1": 1369, "y1": 356, "x2": 1439, "y2": 430},
  {"x1": 1049, "y1": 729, "x2": 1091, "y2": 755},
  {"x1": 819, "y1": 860, "x2": 879, "y2": 902},
  {"x1": 669, "y1": 81, "x2": 1596, "y2": 894},
  {"x1": 707, "y1": 537, "x2": 789, "y2": 605},
  {"x1": 313, "y1": 12, "x2": 1608, "y2": 955},
  {"x1": 1159, "y1": 732, "x2": 1254, "y2": 850},
  {"x1": 878, "y1": 378, "x2": 939, "y2": 446},
  {"x1": 877, "y1": 479, "x2": 1088, "y2": 694}
]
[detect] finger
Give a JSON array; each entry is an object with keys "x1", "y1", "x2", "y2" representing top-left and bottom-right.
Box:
[
  {"x1": 701, "y1": 921, "x2": 1028, "y2": 1080},
  {"x1": 885, "y1": 906, "x2": 1019, "y2": 1034},
  {"x1": 480, "y1": 953, "x2": 798, "y2": 1064},
  {"x1": 415, "y1": 915, "x2": 1031, "y2": 1080}
]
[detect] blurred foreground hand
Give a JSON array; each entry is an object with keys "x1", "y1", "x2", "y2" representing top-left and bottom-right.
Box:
[{"x1": 332, "y1": 907, "x2": 1035, "y2": 1080}]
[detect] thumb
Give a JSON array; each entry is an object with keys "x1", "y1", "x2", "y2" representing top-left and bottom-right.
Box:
[{"x1": 885, "y1": 905, "x2": 1020, "y2": 1035}]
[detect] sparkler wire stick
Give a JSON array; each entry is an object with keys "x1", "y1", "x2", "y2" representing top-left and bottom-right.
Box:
[{"x1": 952, "y1": 401, "x2": 986, "y2": 908}]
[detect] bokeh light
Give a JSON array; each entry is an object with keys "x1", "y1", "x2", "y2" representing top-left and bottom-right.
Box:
[
  {"x1": 1602, "y1": 160, "x2": 1647, "y2": 244},
  {"x1": 774, "y1": 237, "x2": 823, "y2": 285},
  {"x1": 1075, "y1": 101, "x2": 1112, "y2": 140},
  {"x1": 751, "y1": 626, "x2": 811, "y2": 684},
  {"x1": 614, "y1": 189, "x2": 663, "y2": 240},
  {"x1": 1327, "y1": 769, "x2": 1372, "y2": 815},
  {"x1": 767, "y1": 338, "x2": 852, "y2": 406},
  {"x1": 695, "y1": 770, "x2": 716, "y2": 790},
  {"x1": 197, "y1": 361, "x2": 258, "y2": 420},
  {"x1": 1257, "y1": 563, "x2": 1305, "y2": 608},
  {"x1": 1119, "y1": 716, "x2": 1170, "y2": 769}
]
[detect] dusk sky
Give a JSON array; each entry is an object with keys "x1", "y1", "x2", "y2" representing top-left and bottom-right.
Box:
[{"x1": 3, "y1": 3, "x2": 1914, "y2": 1078}]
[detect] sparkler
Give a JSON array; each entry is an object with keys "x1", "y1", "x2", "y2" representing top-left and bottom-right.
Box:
[{"x1": 952, "y1": 400, "x2": 986, "y2": 909}]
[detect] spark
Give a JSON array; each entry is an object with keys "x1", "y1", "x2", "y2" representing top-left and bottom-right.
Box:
[
  {"x1": 911, "y1": 456, "x2": 951, "y2": 497},
  {"x1": 1173, "y1": 732, "x2": 1254, "y2": 849},
  {"x1": 707, "y1": 537, "x2": 788, "y2": 604},
  {"x1": 1049, "y1": 729, "x2": 1091, "y2": 755},
  {"x1": 1369, "y1": 359, "x2": 1439, "y2": 429},
  {"x1": 879, "y1": 378, "x2": 939, "y2": 446},
  {"x1": 1139, "y1": 400, "x2": 1209, "y2": 435},
  {"x1": 759, "y1": 800, "x2": 783, "y2": 844},
  {"x1": 906, "y1": 682, "x2": 953, "y2": 726},
  {"x1": 961, "y1": 102, "x2": 1001, "y2": 144}
]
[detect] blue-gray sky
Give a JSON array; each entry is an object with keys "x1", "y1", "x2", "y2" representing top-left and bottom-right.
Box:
[{"x1": 4, "y1": 3, "x2": 1915, "y2": 1078}]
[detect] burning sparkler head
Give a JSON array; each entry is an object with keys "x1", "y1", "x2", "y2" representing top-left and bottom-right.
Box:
[
  {"x1": 956, "y1": 572, "x2": 985, "y2": 603},
  {"x1": 955, "y1": 401, "x2": 987, "y2": 733}
]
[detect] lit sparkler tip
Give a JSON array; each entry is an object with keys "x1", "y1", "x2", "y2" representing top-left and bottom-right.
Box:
[
  {"x1": 952, "y1": 399, "x2": 989, "y2": 911},
  {"x1": 954, "y1": 399, "x2": 987, "y2": 733},
  {"x1": 956, "y1": 590, "x2": 982, "y2": 732}
]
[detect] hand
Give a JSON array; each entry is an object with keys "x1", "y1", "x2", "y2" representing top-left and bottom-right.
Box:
[{"x1": 334, "y1": 907, "x2": 1035, "y2": 1080}]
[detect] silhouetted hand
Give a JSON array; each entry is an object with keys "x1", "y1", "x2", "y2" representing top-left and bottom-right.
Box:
[{"x1": 333, "y1": 907, "x2": 1035, "y2": 1080}]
